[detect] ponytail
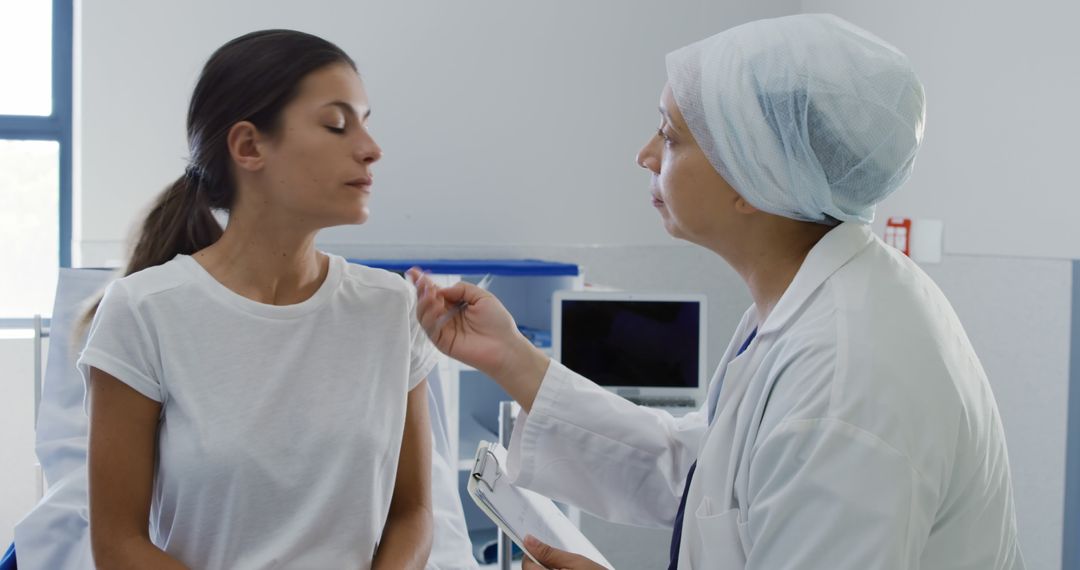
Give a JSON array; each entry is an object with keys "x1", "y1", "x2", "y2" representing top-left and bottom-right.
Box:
[
  {"x1": 79, "y1": 173, "x2": 222, "y2": 331},
  {"x1": 125, "y1": 170, "x2": 222, "y2": 277}
]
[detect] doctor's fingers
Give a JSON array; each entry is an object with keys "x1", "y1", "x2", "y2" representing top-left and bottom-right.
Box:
[
  {"x1": 416, "y1": 286, "x2": 451, "y2": 333},
  {"x1": 523, "y1": 536, "x2": 605, "y2": 570},
  {"x1": 405, "y1": 267, "x2": 433, "y2": 294},
  {"x1": 523, "y1": 557, "x2": 562, "y2": 570},
  {"x1": 407, "y1": 268, "x2": 477, "y2": 306}
]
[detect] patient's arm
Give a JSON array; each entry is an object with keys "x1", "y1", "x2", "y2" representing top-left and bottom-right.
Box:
[
  {"x1": 373, "y1": 379, "x2": 434, "y2": 570},
  {"x1": 87, "y1": 368, "x2": 188, "y2": 569}
]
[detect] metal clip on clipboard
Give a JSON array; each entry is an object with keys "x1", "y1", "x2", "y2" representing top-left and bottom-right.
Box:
[
  {"x1": 462, "y1": 405, "x2": 513, "y2": 569},
  {"x1": 466, "y1": 437, "x2": 613, "y2": 570},
  {"x1": 472, "y1": 444, "x2": 502, "y2": 494}
]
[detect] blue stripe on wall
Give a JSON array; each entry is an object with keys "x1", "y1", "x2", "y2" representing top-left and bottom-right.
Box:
[{"x1": 1066, "y1": 260, "x2": 1080, "y2": 569}]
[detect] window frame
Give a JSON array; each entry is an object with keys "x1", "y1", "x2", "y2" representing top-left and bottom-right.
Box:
[{"x1": 0, "y1": 0, "x2": 74, "y2": 268}]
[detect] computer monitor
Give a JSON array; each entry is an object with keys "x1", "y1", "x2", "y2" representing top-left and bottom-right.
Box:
[{"x1": 552, "y1": 291, "x2": 707, "y2": 405}]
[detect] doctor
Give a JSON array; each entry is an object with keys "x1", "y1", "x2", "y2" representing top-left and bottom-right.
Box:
[{"x1": 409, "y1": 13, "x2": 1025, "y2": 570}]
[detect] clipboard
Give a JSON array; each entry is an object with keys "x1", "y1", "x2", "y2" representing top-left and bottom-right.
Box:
[{"x1": 467, "y1": 440, "x2": 612, "y2": 569}]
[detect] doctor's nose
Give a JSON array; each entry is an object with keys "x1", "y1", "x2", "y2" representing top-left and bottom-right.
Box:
[{"x1": 636, "y1": 137, "x2": 660, "y2": 174}]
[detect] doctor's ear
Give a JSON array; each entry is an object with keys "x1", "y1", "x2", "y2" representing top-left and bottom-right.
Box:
[
  {"x1": 227, "y1": 120, "x2": 266, "y2": 173},
  {"x1": 733, "y1": 195, "x2": 759, "y2": 215}
]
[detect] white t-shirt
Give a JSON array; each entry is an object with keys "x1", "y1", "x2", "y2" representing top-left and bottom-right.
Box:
[{"x1": 77, "y1": 253, "x2": 439, "y2": 569}]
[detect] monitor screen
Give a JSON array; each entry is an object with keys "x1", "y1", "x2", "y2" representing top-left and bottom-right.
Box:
[{"x1": 558, "y1": 298, "x2": 701, "y2": 389}]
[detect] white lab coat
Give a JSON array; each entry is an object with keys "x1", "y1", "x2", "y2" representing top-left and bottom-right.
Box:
[{"x1": 507, "y1": 223, "x2": 1025, "y2": 569}]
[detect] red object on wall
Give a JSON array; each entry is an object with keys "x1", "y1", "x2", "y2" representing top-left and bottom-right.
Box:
[{"x1": 884, "y1": 217, "x2": 912, "y2": 256}]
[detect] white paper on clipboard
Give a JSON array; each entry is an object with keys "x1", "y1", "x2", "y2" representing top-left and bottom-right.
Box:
[{"x1": 467, "y1": 441, "x2": 612, "y2": 569}]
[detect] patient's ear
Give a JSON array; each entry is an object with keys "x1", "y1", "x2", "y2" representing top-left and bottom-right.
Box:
[{"x1": 227, "y1": 121, "x2": 265, "y2": 173}]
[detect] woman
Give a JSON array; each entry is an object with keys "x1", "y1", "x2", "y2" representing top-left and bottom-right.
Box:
[
  {"x1": 80, "y1": 30, "x2": 435, "y2": 568},
  {"x1": 409, "y1": 14, "x2": 1025, "y2": 569}
]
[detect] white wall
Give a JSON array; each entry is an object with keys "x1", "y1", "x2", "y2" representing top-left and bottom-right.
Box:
[
  {"x1": 76, "y1": 0, "x2": 800, "y2": 266},
  {"x1": 802, "y1": 0, "x2": 1080, "y2": 260},
  {"x1": 79, "y1": 0, "x2": 1080, "y2": 264}
]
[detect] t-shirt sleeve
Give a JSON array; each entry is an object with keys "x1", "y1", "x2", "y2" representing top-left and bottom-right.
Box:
[
  {"x1": 76, "y1": 280, "x2": 163, "y2": 410},
  {"x1": 404, "y1": 280, "x2": 439, "y2": 391}
]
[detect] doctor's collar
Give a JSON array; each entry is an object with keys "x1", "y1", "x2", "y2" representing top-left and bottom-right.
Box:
[{"x1": 756, "y1": 222, "x2": 874, "y2": 336}]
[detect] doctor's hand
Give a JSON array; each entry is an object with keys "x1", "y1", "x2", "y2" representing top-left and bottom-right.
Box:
[
  {"x1": 407, "y1": 268, "x2": 550, "y2": 411},
  {"x1": 522, "y1": 535, "x2": 607, "y2": 570}
]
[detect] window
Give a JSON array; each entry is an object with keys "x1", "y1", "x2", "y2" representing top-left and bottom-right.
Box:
[{"x1": 0, "y1": 0, "x2": 73, "y2": 319}]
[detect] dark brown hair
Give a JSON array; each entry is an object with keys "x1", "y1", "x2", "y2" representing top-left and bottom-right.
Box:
[{"x1": 81, "y1": 30, "x2": 356, "y2": 329}]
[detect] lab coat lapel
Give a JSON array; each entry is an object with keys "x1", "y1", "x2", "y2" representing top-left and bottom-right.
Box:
[
  {"x1": 705, "y1": 308, "x2": 757, "y2": 424},
  {"x1": 704, "y1": 223, "x2": 871, "y2": 424},
  {"x1": 679, "y1": 345, "x2": 759, "y2": 568},
  {"x1": 758, "y1": 222, "x2": 875, "y2": 336}
]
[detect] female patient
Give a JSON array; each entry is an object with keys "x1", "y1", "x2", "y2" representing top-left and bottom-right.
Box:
[{"x1": 79, "y1": 30, "x2": 435, "y2": 569}]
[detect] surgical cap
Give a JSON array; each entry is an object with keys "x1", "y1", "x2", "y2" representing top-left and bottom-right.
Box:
[{"x1": 666, "y1": 14, "x2": 925, "y2": 224}]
